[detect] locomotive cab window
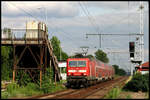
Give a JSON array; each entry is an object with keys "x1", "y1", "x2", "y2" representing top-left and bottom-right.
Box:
[
  {"x1": 78, "y1": 61, "x2": 86, "y2": 67},
  {"x1": 69, "y1": 61, "x2": 77, "y2": 67},
  {"x1": 69, "y1": 61, "x2": 86, "y2": 67}
]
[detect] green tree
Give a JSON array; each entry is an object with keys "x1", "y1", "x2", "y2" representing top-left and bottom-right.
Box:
[
  {"x1": 61, "y1": 51, "x2": 68, "y2": 61},
  {"x1": 86, "y1": 54, "x2": 95, "y2": 59},
  {"x1": 94, "y1": 49, "x2": 109, "y2": 63},
  {"x1": 112, "y1": 65, "x2": 119, "y2": 75},
  {"x1": 118, "y1": 68, "x2": 126, "y2": 76},
  {"x1": 50, "y1": 36, "x2": 61, "y2": 60},
  {"x1": 50, "y1": 36, "x2": 68, "y2": 61},
  {"x1": 1, "y1": 46, "x2": 13, "y2": 80},
  {"x1": 112, "y1": 65, "x2": 126, "y2": 76},
  {"x1": 123, "y1": 73, "x2": 149, "y2": 92}
]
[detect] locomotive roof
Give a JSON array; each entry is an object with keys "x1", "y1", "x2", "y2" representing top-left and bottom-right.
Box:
[
  {"x1": 67, "y1": 57, "x2": 112, "y2": 67},
  {"x1": 68, "y1": 58, "x2": 89, "y2": 60}
]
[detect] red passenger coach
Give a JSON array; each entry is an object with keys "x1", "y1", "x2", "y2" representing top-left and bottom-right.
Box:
[{"x1": 66, "y1": 58, "x2": 115, "y2": 88}]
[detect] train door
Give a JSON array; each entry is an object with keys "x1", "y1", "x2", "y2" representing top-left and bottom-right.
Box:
[
  {"x1": 89, "y1": 61, "x2": 92, "y2": 77},
  {"x1": 91, "y1": 61, "x2": 96, "y2": 79}
]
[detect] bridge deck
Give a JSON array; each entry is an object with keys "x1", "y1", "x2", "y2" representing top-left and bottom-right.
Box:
[{"x1": 1, "y1": 38, "x2": 46, "y2": 45}]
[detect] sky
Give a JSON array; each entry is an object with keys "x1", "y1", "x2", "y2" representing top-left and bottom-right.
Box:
[{"x1": 1, "y1": 1, "x2": 149, "y2": 72}]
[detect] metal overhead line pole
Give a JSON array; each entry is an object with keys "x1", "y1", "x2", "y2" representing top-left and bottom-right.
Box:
[
  {"x1": 140, "y1": 1, "x2": 144, "y2": 64},
  {"x1": 86, "y1": 33, "x2": 143, "y2": 48},
  {"x1": 131, "y1": 2, "x2": 144, "y2": 66}
]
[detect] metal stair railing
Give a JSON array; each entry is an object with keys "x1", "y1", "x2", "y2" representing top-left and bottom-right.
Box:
[{"x1": 45, "y1": 35, "x2": 61, "y2": 81}]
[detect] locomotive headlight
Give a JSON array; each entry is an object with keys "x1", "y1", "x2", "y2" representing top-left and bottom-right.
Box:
[
  {"x1": 83, "y1": 73, "x2": 87, "y2": 75},
  {"x1": 68, "y1": 70, "x2": 76, "y2": 72},
  {"x1": 79, "y1": 70, "x2": 86, "y2": 72},
  {"x1": 68, "y1": 73, "x2": 71, "y2": 75}
]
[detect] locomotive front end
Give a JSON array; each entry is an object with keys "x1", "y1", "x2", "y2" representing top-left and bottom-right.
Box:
[{"x1": 66, "y1": 58, "x2": 89, "y2": 88}]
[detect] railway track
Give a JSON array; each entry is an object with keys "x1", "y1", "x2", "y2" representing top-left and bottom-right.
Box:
[
  {"x1": 53, "y1": 76, "x2": 128, "y2": 99},
  {"x1": 20, "y1": 76, "x2": 128, "y2": 99}
]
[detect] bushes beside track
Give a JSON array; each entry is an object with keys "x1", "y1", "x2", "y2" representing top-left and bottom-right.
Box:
[
  {"x1": 1, "y1": 68, "x2": 66, "y2": 99},
  {"x1": 123, "y1": 73, "x2": 149, "y2": 92},
  {"x1": 1, "y1": 82, "x2": 42, "y2": 99},
  {"x1": 1, "y1": 81, "x2": 66, "y2": 99}
]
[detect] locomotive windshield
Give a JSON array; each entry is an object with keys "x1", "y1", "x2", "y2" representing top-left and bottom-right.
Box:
[
  {"x1": 69, "y1": 61, "x2": 77, "y2": 67},
  {"x1": 69, "y1": 61, "x2": 86, "y2": 67}
]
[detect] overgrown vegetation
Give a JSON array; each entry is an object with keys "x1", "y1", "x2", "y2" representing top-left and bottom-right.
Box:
[
  {"x1": 1, "y1": 36, "x2": 68, "y2": 99},
  {"x1": 95, "y1": 49, "x2": 109, "y2": 63},
  {"x1": 1, "y1": 67, "x2": 66, "y2": 99},
  {"x1": 126, "y1": 94, "x2": 132, "y2": 99},
  {"x1": 15, "y1": 70, "x2": 33, "y2": 86},
  {"x1": 1, "y1": 46, "x2": 13, "y2": 80},
  {"x1": 105, "y1": 87, "x2": 121, "y2": 99},
  {"x1": 105, "y1": 73, "x2": 149, "y2": 99},
  {"x1": 112, "y1": 65, "x2": 126, "y2": 76},
  {"x1": 1, "y1": 81, "x2": 66, "y2": 99},
  {"x1": 2, "y1": 82, "x2": 42, "y2": 99},
  {"x1": 50, "y1": 36, "x2": 68, "y2": 61},
  {"x1": 123, "y1": 73, "x2": 149, "y2": 92}
]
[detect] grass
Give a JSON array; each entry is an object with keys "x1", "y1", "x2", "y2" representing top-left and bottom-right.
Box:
[
  {"x1": 1, "y1": 82, "x2": 43, "y2": 99},
  {"x1": 125, "y1": 76, "x2": 132, "y2": 84},
  {"x1": 1, "y1": 81, "x2": 66, "y2": 99},
  {"x1": 104, "y1": 73, "x2": 149, "y2": 99},
  {"x1": 104, "y1": 87, "x2": 121, "y2": 99},
  {"x1": 145, "y1": 91, "x2": 149, "y2": 99},
  {"x1": 126, "y1": 94, "x2": 132, "y2": 99},
  {"x1": 114, "y1": 74, "x2": 121, "y2": 79},
  {"x1": 123, "y1": 73, "x2": 149, "y2": 92}
]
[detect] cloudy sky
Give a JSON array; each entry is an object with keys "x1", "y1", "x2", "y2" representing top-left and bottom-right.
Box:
[{"x1": 1, "y1": 1, "x2": 149, "y2": 71}]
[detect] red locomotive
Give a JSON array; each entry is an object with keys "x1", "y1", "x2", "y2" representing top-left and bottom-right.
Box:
[{"x1": 66, "y1": 58, "x2": 115, "y2": 88}]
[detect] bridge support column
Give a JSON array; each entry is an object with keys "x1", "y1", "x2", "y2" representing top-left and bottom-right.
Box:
[
  {"x1": 13, "y1": 45, "x2": 16, "y2": 82},
  {"x1": 40, "y1": 69, "x2": 42, "y2": 88},
  {"x1": 40, "y1": 46, "x2": 44, "y2": 88}
]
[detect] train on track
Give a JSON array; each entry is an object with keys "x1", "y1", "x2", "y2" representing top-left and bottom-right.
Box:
[{"x1": 66, "y1": 58, "x2": 115, "y2": 88}]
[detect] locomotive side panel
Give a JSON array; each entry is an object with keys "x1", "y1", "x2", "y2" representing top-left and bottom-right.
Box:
[
  {"x1": 89, "y1": 60, "x2": 96, "y2": 80},
  {"x1": 95, "y1": 61, "x2": 103, "y2": 81}
]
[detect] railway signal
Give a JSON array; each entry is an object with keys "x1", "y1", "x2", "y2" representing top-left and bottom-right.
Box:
[{"x1": 129, "y1": 42, "x2": 135, "y2": 58}]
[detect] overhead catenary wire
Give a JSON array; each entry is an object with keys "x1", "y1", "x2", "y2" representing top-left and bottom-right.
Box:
[
  {"x1": 78, "y1": 2, "x2": 103, "y2": 49},
  {"x1": 8, "y1": 2, "x2": 40, "y2": 21},
  {"x1": 82, "y1": 2, "x2": 101, "y2": 33},
  {"x1": 49, "y1": 24, "x2": 83, "y2": 47},
  {"x1": 5, "y1": 2, "x2": 83, "y2": 56},
  {"x1": 47, "y1": 17, "x2": 87, "y2": 47},
  {"x1": 79, "y1": 2, "x2": 137, "y2": 50},
  {"x1": 6, "y1": 2, "x2": 83, "y2": 50},
  {"x1": 78, "y1": 2, "x2": 100, "y2": 34},
  {"x1": 46, "y1": 18, "x2": 85, "y2": 48}
]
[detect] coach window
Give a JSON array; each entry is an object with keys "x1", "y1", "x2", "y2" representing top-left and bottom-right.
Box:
[
  {"x1": 78, "y1": 61, "x2": 86, "y2": 67},
  {"x1": 69, "y1": 61, "x2": 77, "y2": 67}
]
